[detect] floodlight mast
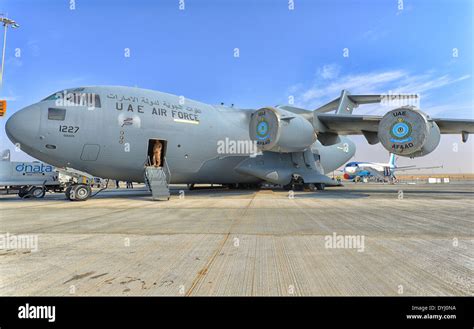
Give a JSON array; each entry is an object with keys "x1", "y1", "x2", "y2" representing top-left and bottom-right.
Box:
[{"x1": 0, "y1": 16, "x2": 20, "y2": 90}]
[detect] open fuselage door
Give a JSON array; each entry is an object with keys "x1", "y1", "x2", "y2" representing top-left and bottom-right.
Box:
[{"x1": 144, "y1": 139, "x2": 170, "y2": 201}]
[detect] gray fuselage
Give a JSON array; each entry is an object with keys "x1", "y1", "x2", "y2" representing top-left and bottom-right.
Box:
[{"x1": 6, "y1": 86, "x2": 355, "y2": 184}]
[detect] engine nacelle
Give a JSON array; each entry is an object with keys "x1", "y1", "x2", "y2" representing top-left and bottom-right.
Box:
[
  {"x1": 249, "y1": 107, "x2": 316, "y2": 153},
  {"x1": 378, "y1": 107, "x2": 440, "y2": 157}
]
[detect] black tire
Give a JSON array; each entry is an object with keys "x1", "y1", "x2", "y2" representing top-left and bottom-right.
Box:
[
  {"x1": 305, "y1": 183, "x2": 317, "y2": 192},
  {"x1": 70, "y1": 184, "x2": 91, "y2": 201},
  {"x1": 65, "y1": 186, "x2": 73, "y2": 200},
  {"x1": 249, "y1": 183, "x2": 261, "y2": 190},
  {"x1": 315, "y1": 183, "x2": 325, "y2": 191},
  {"x1": 18, "y1": 186, "x2": 29, "y2": 198},
  {"x1": 282, "y1": 184, "x2": 292, "y2": 191},
  {"x1": 30, "y1": 186, "x2": 46, "y2": 199}
]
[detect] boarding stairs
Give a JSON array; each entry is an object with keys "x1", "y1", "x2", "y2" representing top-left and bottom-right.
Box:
[{"x1": 144, "y1": 158, "x2": 171, "y2": 201}]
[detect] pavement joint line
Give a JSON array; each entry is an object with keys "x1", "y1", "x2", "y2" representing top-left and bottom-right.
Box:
[{"x1": 184, "y1": 191, "x2": 257, "y2": 296}]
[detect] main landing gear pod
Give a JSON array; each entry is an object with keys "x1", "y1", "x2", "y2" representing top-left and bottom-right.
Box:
[{"x1": 378, "y1": 107, "x2": 441, "y2": 158}]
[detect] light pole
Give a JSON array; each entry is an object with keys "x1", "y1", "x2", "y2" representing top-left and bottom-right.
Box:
[{"x1": 0, "y1": 16, "x2": 20, "y2": 90}]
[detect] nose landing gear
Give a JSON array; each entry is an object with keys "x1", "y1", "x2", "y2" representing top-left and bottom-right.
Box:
[{"x1": 65, "y1": 184, "x2": 92, "y2": 201}]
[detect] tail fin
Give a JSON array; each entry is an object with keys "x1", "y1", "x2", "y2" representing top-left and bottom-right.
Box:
[{"x1": 389, "y1": 153, "x2": 396, "y2": 167}]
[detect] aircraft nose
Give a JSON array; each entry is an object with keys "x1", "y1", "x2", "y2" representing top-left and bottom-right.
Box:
[{"x1": 5, "y1": 105, "x2": 41, "y2": 147}]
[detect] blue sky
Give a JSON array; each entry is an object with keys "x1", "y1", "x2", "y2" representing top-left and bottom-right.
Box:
[{"x1": 1, "y1": 0, "x2": 473, "y2": 171}]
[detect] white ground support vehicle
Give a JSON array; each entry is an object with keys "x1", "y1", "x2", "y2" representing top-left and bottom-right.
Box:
[
  {"x1": 0, "y1": 150, "x2": 106, "y2": 200},
  {"x1": 0, "y1": 150, "x2": 62, "y2": 198}
]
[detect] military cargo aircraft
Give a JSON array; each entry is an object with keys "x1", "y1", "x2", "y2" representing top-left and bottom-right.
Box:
[{"x1": 5, "y1": 87, "x2": 474, "y2": 200}]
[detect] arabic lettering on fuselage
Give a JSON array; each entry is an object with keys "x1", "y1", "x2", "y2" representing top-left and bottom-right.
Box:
[
  {"x1": 107, "y1": 94, "x2": 201, "y2": 116},
  {"x1": 107, "y1": 93, "x2": 202, "y2": 114},
  {"x1": 107, "y1": 93, "x2": 158, "y2": 105}
]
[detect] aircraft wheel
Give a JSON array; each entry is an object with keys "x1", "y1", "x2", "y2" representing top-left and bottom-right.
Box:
[
  {"x1": 70, "y1": 184, "x2": 91, "y2": 201},
  {"x1": 282, "y1": 184, "x2": 292, "y2": 191},
  {"x1": 18, "y1": 186, "x2": 29, "y2": 198},
  {"x1": 305, "y1": 183, "x2": 317, "y2": 192},
  {"x1": 315, "y1": 183, "x2": 325, "y2": 191},
  {"x1": 224, "y1": 184, "x2": 237, "y2": 190},
  {"x1": 249, "y1": 183, "x2": 261, "y2": 190},
  {"x1": 292, "y1": 176, "x2": 304, "y2": 191},
  {"x1": 30, "y1": 186, "x2": 46, "y2": 199}
]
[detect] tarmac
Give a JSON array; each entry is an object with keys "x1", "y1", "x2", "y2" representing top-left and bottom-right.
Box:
[{"x1": 0, "y1": 182, "x2": 472, "y2": 296}]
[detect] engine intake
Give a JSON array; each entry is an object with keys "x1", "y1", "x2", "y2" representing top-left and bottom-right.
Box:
[
  {"x1": 378, "y1": 107, "x2": 440, "y2": 157},
  {"x1": 249, "y1": 107, "x2": 316, "y2": 153}
]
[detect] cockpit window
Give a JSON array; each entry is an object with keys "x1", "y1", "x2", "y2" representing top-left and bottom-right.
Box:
[
  {"x1": 64, "y1": 93, "x2": 101, "y2": 108},
  {"x1": 48, "y1": 108, "x2": 66, "y2": 121},
  {"x1": 42, "y1": 89, "x2": 101, "y2": 108},
  {"x1": 42, "y1": 93, "x2": 62, "y2": 101}
]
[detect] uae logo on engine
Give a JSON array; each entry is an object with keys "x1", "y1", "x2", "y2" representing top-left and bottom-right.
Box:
[
  {"x1": 256, "y1": 118, "x2": 270, "y2": 140},
  {"x1": 390, "y1": 118, "x2": 413, "y2": 143}
]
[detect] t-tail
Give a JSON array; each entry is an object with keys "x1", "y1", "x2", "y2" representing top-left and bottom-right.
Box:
[{"x1": 388, "y1": 153, "x2": 396, "y2": 168}]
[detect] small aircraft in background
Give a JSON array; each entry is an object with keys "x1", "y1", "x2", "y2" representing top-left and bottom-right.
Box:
[{"x1": 342, "y1": 153, "x2": 443, "y2": 182}]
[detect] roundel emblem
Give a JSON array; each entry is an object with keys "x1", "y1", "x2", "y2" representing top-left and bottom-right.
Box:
[
  {"x1": 256, "y1": 119, "x2": 269, "y2": 139},
  {"x1": 390, "y1": 118, "x2": 412, "y2": 141}
]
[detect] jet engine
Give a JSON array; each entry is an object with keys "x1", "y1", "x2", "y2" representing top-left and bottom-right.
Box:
[
  {"x1": 378, "y1": 107, "x2": 441, "y2": 157},
  {"x1": 249, "y1": 107, "x2": 317, "y2": 153}
]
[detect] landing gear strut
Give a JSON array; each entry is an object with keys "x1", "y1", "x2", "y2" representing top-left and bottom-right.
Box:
[
  {"x1": 284, "y1": 175, "x2": 326, "y2": 192},
  {"x1": 283, "y1": 175, "x2": 305, "y2": 191}
]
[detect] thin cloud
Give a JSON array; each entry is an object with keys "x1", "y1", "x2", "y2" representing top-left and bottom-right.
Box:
[
  {"x1": 290, "y1": 66, "x2": 472, "y2": 113},
  {"x1": 318, "y1": 64, "x2": 340, "y2": 80}
]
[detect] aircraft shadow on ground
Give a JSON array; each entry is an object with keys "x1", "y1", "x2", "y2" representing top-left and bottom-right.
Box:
[
  {"x1": 341, "y1": 188, "x2": 474, "y2": 195},
  {"x1": 3, "y1": 186, "x2": 471, "y2": 202}
]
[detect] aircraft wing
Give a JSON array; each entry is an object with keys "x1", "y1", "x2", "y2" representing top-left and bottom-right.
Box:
[
  {"x1": 361, "y1": 166, "x2": 386, "y2": 179},
  {"x1": 433, "y1": 119, "x2": 474, "y2": 134},
  {"x1": 314, "y1": 113, "x2": 474, "y2": 145},
  {"x1": 315, "y1": 114, "x2": 474, "y2": 134},
  {"x1": 393, "y1": 165, "x2": 443, "y2": 172}
]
